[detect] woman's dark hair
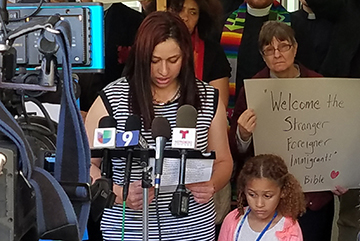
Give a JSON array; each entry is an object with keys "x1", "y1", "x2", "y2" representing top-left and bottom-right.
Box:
[
  {"x1": 167, "y1": 0, "x2": 223, "y2": 39},
  {"x1": 237, "y1": 154, "x2": 306, "y2": 221},
  {"x1": 258, "y1": 21, "x2": 297, "y2": 50},
  {"x1": 124, "y1": 11, "x2": 200, "y2": 129}
]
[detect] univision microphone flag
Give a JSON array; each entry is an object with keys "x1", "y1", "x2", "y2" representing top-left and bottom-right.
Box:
[{"x1": 93, "y1": 128, "x2": 116, "y2": 148}]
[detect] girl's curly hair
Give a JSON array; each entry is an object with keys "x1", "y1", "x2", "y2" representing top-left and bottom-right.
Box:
[{"x1": 237, "y1": 154, "x2": 306, "y2": 221}]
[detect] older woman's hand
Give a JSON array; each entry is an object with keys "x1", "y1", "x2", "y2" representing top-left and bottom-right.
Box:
[
  {"x1": 237, "y1": 108, "x2": 257, "y2": 141},
  {"x1": 186, "y1": 180, "x2": 215, "y2": 204},
  {"x1": 332, "y1": 185, "x2": 348, "y2": 196}
]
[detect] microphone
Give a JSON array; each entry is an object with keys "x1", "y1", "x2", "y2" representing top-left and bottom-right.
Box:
[
  {"x1": 121, "y1": 115, "x2": 148, "y2": 202},
  {"x1": 90, "y1": 116, "x2": 117, "y2": 221},
  {"x1": 115, "y1": 118, "x2": 148, "y2": 149},
  {"x1": 171, "y1": 105, "x2": 197, "y2": 149},
  {"x1": 170, "y1": 105, "x2": 197, "y2": 217},
  {"x1": 151, "y1": 116, "x2": 171, "y2": 198},
  {"x1": 93, "y1": 116, "x2": 117, "y2": 149},
  {"x1": 94, "y1": 116, "x2": 117, "y2": 177}
]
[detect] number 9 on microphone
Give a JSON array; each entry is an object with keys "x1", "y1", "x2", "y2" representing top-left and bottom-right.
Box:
[{"x1": 116, "y1": 130, "x2": 139, "y2": 147}]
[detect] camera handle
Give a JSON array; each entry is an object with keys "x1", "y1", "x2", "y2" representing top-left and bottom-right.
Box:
[
  {"x1": 0, "y1": 13, "x2": 61, "y2": 91},
  {"x1": 38, "y1": 29, "x2": 59, "y2": 87}
]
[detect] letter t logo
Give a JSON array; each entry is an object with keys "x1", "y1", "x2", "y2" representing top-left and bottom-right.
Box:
[{"x1": 180, "y1": 130, "x2": 189, "y2": 139}]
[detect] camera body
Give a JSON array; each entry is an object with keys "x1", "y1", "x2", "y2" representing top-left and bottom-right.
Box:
[
  {"x1": 0, "y1": 140, "x2": 37, "y2": 241},
  {"x1": 6, "y1": 2, "x2": 104, "y2": 74},
  {"x1": 0, "y1": 3, "x2": 105, "y2": 240}
]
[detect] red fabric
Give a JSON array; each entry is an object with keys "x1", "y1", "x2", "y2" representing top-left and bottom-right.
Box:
[{"x1": 191, "y1": 28, "x2": 204, "y2": 80}]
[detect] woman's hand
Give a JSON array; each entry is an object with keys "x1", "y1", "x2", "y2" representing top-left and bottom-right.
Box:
[
  {"x1": 186, "y1": 180, "x2": 215, "y2": 204},
  {"x1": 237, "y1": 108, "x2": 257, "y2": 141},
  {"x1": 332, "y1": 185, "x2": 348, "y2": 196},
  {"x1": 114, "y1": 180, "x2": 154, "y2": 210}
]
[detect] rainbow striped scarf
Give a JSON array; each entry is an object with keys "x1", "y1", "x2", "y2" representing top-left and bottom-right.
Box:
[{"x1": 220, "y1": 1, "x2": 290, "y2": 118}]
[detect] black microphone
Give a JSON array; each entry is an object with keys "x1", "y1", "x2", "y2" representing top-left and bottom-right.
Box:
[
  {"x1": 90, "y1": 116, "x2": 117, "y2": 221},
  {"x1": 98, "y1": 116, "x2": 117, "y2": 178},
  {"x1": 151, "y1": 116, "x2": 171, "y2": 198},
  {"x1": 170, "y1": 105, "x2": 197, "y2": 217},
  {"x1": 93, "y1": 116, "x2": 117, "y2": 150},
  {"x1": 122, "y1": 115, "x2": 148, "y2": 202}
]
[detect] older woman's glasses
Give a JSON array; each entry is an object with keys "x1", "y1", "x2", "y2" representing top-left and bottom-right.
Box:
[{"x1": 262, "y1": 43, "x2": 292, "y2": 56}]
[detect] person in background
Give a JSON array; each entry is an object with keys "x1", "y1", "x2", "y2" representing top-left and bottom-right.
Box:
[
  {"x1": 103, "y1": 2, "x2": 144, "y2": 84},
  {"x1": 304, "y1": 0, "x2": 360, "y2": 78},
  {"x1": 292, "y1": 1, "x2": 360, "y2": 240},
  {"x1": 78, "y1": 1, "x2": 144, "y2": 115},
  {"x1": 78, "y1": 4, "x2": 144, "y2": 239},
  {"x1": 85, "y1": 11, "x2": 232, "y2": 240},
  {"x1": 168, "y1": 0, "x2": 231, "y2": 107},
  {"x1": 228, "y1": 20, "x2": 348, "y2": 241},
  {"x1": 219, "y1": 154, "x2": 306, "y2": 241},
  {"x1": 291, "y1": 0, "x2": 333, "y2": 73},
  {"x1": 220, "y1": 0, "x2": 290, "y2": 118},
  {"x1": 138, "y1": 0, "x2": 154, "y2": 15},
  {"x1": 167, "y1": 1, "x2": 231, "y2": 237},
  {"x1": 220, "y1": 0, "x2": 244, "y2": 29}
]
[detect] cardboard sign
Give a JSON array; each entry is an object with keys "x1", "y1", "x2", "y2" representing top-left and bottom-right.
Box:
[{"x1": 244, "y1": 78, "x2": 360, "y2": 192}]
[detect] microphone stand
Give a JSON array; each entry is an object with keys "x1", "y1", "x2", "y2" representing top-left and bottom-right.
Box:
[
  {"x1": 92, "y1": 148, "x2": 153, "y2": 240},
  {"x1": 140, "y1": 149, "x2": 151, "y2": 241},
  {"x1": 178, "y1": 149, "x2": 187, "y2": 189}
]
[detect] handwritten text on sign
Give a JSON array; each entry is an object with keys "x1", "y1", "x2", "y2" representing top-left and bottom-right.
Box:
[{"x1": 244, "y1": 78, "x2": 360, "y2": 192}]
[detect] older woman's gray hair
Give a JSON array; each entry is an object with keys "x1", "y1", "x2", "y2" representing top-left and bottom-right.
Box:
[{"x1": 258, "y1": 21, "x2": 297, "y2": 51}]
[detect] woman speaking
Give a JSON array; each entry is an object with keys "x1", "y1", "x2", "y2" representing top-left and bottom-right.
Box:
[{"x1": 85, "y1": 11, "x2": 232, "y2": 240}]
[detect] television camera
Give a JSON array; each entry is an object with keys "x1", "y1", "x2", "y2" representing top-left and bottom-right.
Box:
[{"x1": 0, "y1": 1, "x2": 104, "y2": 240}]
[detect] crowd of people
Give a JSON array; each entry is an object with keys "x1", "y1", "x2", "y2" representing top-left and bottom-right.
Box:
[{"x1": 78, "y1": 0, "x2": 360, "y2": 240}]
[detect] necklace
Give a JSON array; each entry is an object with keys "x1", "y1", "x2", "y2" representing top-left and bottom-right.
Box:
[
  {"x1": 235, "y1": 208, "x2": 278, "y2": 241},
  {"x1": 152, "y1": 86, "x2": 181, "y2": 105}
]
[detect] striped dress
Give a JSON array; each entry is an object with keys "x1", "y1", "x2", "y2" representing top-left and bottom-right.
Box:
[{"x1": 99, "y1": 77, "x2": 218, "y2": 241}]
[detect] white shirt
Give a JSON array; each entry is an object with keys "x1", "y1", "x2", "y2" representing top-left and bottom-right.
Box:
[
  {"x1": 247, "y1": 4, "x2": 273, "y2": 17},
  {"x1": 235, "y1": 214, "x2": 285, "y2": 241}
]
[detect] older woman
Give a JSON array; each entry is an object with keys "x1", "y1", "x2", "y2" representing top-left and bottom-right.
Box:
[
  {"x1": 228, "y1": 21, "x2": 346, "y2": 241},
  {"x1": 229, "y1": 21, "x2": 322, "y2": 166}
]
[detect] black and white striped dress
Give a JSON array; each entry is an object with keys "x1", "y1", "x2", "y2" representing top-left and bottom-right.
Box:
[{"x1": 99, "y1": 77, "x2": 218, "y2": 241}]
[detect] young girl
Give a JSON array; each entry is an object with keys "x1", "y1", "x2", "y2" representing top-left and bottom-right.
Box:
[{"x1": 219, "y1": 154, "x2": 306, "y2": 241}]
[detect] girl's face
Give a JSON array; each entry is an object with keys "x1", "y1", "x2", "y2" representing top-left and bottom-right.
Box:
[
  {"x1": 178, "y1": 0, "x2": 200, "y2": 34},
  {"x1": 245, "y1": 177, "x2": 282, "y2": 222},
  {"x1": 151, "y1": 38, "x2": 183, "y2": 89}
]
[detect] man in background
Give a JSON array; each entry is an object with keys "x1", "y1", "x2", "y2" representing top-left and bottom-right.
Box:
[{"x1": 220, "y1": 0, "x2": 290, "y2": 119}]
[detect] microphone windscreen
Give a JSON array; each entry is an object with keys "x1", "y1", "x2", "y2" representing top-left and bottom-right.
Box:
[
  {"x1": 98, "y1": 116, "x2": 117, "y2": 128},
  {"x1": 151, "y1": 117, "x2": 171, "y2": 139},
  {"x1": 176, "y1": 105, "x2": 197, "y2": 128},
  {"x1": 125, "y1": 115, "x2": 142, "y2": 131}
]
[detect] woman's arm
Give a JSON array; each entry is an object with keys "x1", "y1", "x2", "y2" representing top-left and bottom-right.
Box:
[
  {"x1": 85, "y1": 96, "x2": 109, "y2": 183},
  {"x1": 186, "y1": 98, "x2": 233, "y2": 203},
  {"x1": 209, "y1": 77, "x2": 229, "y2": 107},
  {"x1": 84, "y1": 96, "x2": 154, "y2": 208},
  {"x1": 207, "y1": 98, "x2": 233, "y2": 192}
]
